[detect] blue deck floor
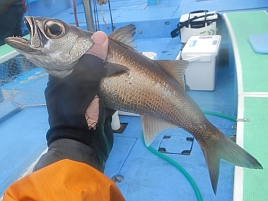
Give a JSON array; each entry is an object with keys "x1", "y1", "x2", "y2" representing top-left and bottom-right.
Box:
[{"x1": 1, "y1": 0, "x2": 268, "y2": 200}]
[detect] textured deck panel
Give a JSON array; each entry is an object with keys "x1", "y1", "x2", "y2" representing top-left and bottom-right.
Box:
[{"x1": 243, "y1": 97, "x2": 268, "y2": 201}]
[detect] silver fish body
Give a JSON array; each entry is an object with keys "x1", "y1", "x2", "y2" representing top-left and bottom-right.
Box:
[
  {"x1": 5, "y1": 16, "x2": 263, "y2": 194},
  {"x1": 102, "y1": 37, "x2": 204, "y2": 132}
]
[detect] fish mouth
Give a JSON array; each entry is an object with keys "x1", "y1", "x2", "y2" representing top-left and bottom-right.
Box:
[
  {"x1": 25, "y1": 16, "x2": 48, "y2": 48},
  {"x1": 5, "y1": 36, "x2": 30, "y2": 48},
  {"x1": 24, "y1": 16, "x2": 33, "y2": 37},
  {"x1": 5, "y1": 16, "x2": 44, "y2": 53}
]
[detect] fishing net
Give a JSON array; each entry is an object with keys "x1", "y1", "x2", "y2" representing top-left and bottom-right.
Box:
[{"x1": 0, "y1": 54, "x2": 48, "y2": 111}]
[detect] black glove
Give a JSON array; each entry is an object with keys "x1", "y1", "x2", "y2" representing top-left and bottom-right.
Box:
[{"x1": 34, "y1": 54, "x2": 114, "y2": 172}]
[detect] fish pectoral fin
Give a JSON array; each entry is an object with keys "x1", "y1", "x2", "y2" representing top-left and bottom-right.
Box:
[
  {"x1": 104, "y1": 63, "x2": 130, "y2": 77},
  {"x1": 108, "y1": 24, "x2": 136, "y2": 50},
  {"x1": 156, "y1": 60, "x2": 188, "y2": 89},
  {"x1": 141, "y1": 115, "x2": 178, "y2": 146}
]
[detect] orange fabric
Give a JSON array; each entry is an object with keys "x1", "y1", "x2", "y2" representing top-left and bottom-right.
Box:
[{"x1": 3, "y1": 159, "x2": 125, "y2": 201}]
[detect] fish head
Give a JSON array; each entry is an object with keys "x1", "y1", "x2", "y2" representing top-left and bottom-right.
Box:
[{"x1": 5, "y1": 16, "x2": 94, "y2": 77}]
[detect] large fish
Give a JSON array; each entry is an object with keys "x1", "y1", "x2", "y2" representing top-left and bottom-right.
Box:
[{"x1": 5, "y1": 16, "x2": 262, "y2": 194}]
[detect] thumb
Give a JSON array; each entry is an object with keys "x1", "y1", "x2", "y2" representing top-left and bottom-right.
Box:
[{"x1": 87, "y1": 31, "x2": 108, "y2": 60}]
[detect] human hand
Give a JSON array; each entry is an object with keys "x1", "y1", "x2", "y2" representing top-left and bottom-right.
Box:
[
  {"x1": 34, "y1": 32, "x2": 110, "y2": 172},
  {"x1": 45, "y1": 31, "x2": 109, "y2": 139}
]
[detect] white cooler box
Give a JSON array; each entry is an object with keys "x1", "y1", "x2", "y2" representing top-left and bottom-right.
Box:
[
  {"x1": 179, "y1": 11, "x2": 219, "y2": 43},
  {"x1": 181, "y1": 35, "x2": 221, "y2": 91}
]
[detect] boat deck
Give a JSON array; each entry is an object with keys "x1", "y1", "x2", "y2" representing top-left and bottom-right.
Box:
[
  {"x1": 223, "y1": 10, "x2": 268, "y2": 201},
  {"x1": 0, "y1": 0, "x2": 268, "y2": 200}
]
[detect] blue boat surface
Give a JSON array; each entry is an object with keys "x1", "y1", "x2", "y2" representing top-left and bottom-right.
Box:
[{"x1": 0, "y1": 0, "x2": 268, "y2": 200}]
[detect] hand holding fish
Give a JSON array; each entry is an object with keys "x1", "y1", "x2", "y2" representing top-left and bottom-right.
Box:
[
  {"x1": 3, "y1": 30, "x2": 125, "y2": 200},
  {"x1": 34, "y1": 31, "x2": 113, "y2": 172}
]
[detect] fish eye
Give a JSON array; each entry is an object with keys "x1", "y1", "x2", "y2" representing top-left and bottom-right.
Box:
[
  {"x1": 49, "y1": 24, "x2": 62, "y2": 35},
  {"x1": 45, "y1": 22, "x2": 64, "y2": 38}
]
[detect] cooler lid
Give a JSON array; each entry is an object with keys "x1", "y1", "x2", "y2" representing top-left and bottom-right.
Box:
[
  {"x1": 181, "y1": 35, "x2": 221, "y2": 56},
  {"x1": 180, "y1": 11, "x2": 218, "y2": 23}
]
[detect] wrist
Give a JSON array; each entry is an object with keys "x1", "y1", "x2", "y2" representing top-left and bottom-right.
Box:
[{"x1": 46, "y1": 127, "x2": 93, "y2": 147}]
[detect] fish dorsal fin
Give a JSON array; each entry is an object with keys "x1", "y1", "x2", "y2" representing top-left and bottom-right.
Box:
[
  {"x1": 104, "y1": 63, "x2": 130, "y2": 77},
  {"x1": 109, "y1": 24, "x2": 136, "y2": 49},
  {"x1": 156, "y1": 60, "x2": 188, "y2": 88},
  {"x1": 141, "y1": 115, "x2": 178, "y2": 146}
]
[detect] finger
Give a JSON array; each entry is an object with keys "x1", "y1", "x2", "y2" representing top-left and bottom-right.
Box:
[
  {"x1": 85, "y1": 95, "x2": 100, "y2": 130},
  {"x1": 87, "y1": 31, "x2": 108, "y2": 60}
]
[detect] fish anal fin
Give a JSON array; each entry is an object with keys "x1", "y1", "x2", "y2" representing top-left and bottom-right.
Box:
[
  {"x1": 156, "y1": 60, "x2": 188, "y2": 89},
  {"x1": 109, "y1": 24, "x2": 136, "y2": 49},
  {"x1": 141, "y1": 115, "x2": 178, "y2": 146},
  {"x1": 104, "y1": 63, "x2": 130, "y2": 77}
]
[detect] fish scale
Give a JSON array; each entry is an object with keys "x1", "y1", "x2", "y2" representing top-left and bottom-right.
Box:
[{"x1": 5, "y1": 16, "x2": 263, "y2": 194}]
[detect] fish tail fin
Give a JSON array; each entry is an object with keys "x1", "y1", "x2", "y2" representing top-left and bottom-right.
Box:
[{"x1": 201, "y1": 132, "x2": 263, "y2": 194}]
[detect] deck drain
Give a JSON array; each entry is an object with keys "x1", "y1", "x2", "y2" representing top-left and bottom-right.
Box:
[
  {"x1": 165, "y1": 21, "x2": 170, "y2": 25},
  {"x1": 158, "y1": 135, "x2": 194, "y2": 155},
  {"x1": 111, "y1": 175, "x2": 124, "y2": 183}
]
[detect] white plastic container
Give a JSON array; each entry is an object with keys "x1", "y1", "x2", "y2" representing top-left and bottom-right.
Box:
[
  {"x1": 181, "y1": 35, "x2": 221, "y2": 91},
  {"x1": 180, "y1": 11, "x2": 219, "y2": 43}
]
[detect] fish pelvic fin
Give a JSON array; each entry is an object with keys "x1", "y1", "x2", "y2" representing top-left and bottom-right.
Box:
[
  {"x1": 156, "y1": 60, "x2": 188, "y2": 89},
  {"x1": 201, "y1": 132, "x2": 263, "y2": 194},
  {"x1": 141, "y1": 115, "x2": 178, "y2": 146}
]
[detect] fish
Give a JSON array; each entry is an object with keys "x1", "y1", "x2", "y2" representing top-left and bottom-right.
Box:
[{"x1": 5, "y1": 16, "x2": 263, "y2": 194}]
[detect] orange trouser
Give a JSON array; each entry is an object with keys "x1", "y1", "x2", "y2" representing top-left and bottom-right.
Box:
[{"x1": 3, "y1": 159, "x2": 125, "y2": 201}]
